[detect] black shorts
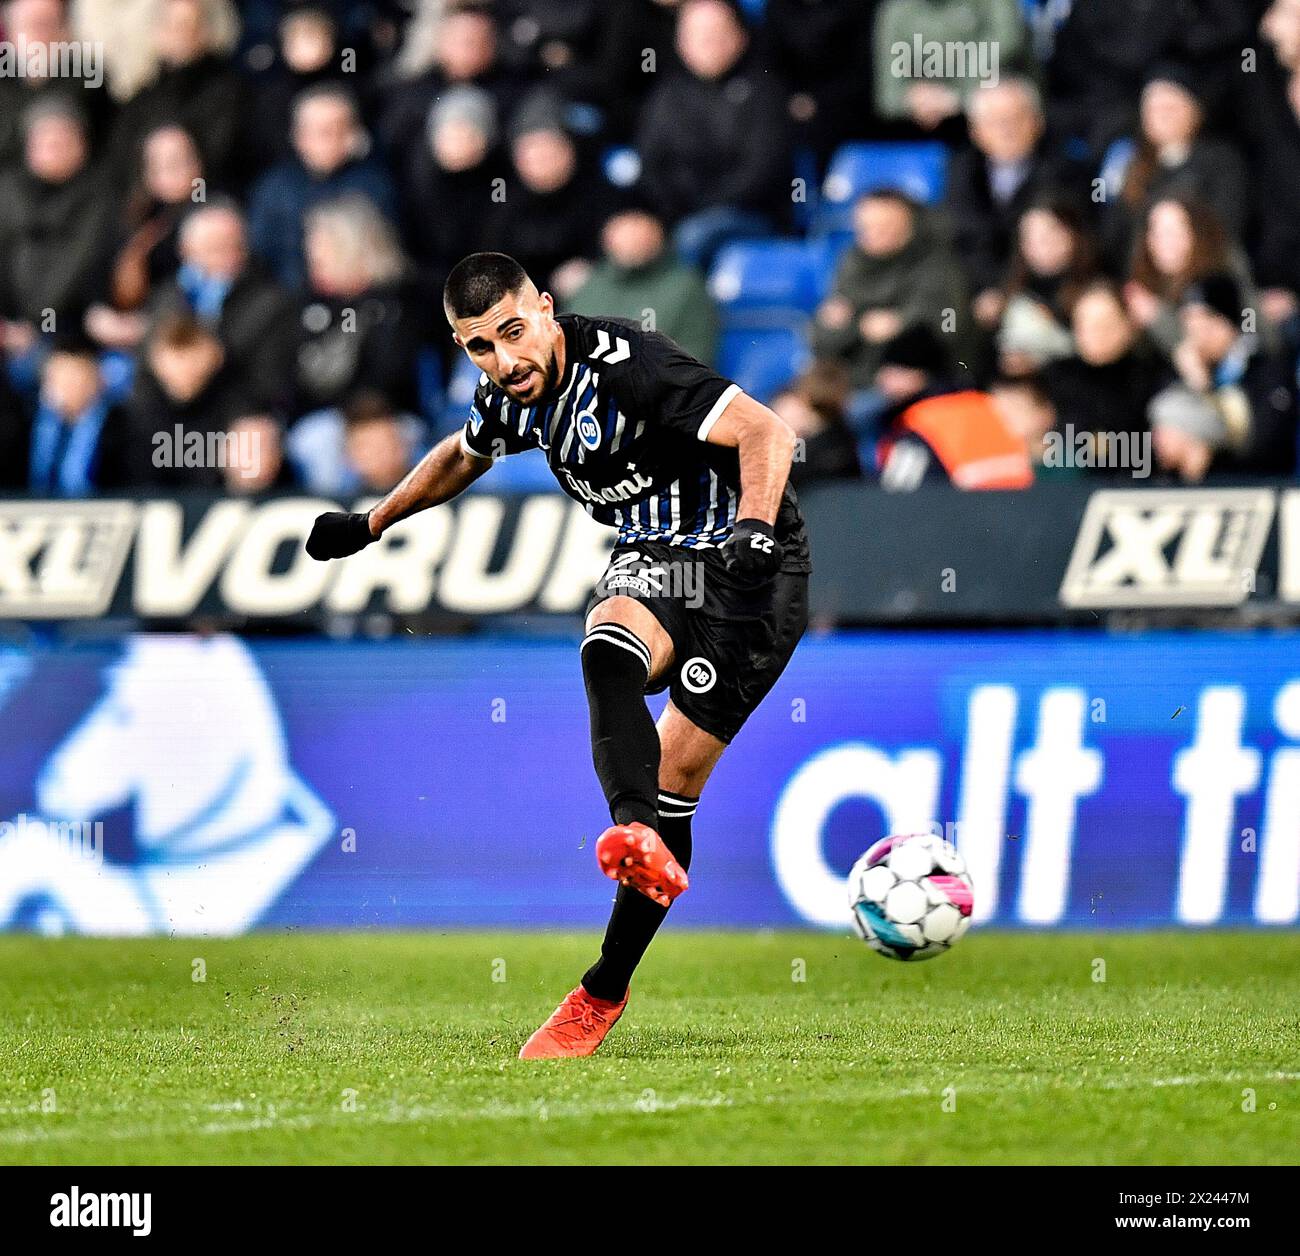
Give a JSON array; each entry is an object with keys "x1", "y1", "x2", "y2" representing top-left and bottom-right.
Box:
[{"x1": 586, "y1": 542, "x2": 809, "y2": 745}]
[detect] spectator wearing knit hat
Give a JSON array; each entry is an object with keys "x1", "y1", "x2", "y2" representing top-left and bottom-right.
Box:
[
  {"x1": 401, "y1": 86, "x2": 506, "y2": 294},
  {"x1": 480, "y1": 88, "x2": 615, "y2": 297}
]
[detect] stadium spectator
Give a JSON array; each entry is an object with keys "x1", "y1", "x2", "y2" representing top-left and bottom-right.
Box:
[
  {"x1": 147, "y1": 201, "x2": 296, "y2": 412},
  {"x1": 566, "y1": 206, "x2": 719, "y2": 366},
  {"x1": 341, "y1": 391, "x2": 420, "y2": 493},
  {"x1": 636, "y1": 0, "x2": 790, "y2": 269},
  {"x1": 21, "y1": 337, "x2": 133, "y2": 494},
  {"x1": 873, "y1": 0, "x2": 1028, "y2": 137},
  {"x1": 481, "y1": 89, "x2": 614, "y2": 297},
  {"x1": 1146, "y1": 384, "x2": 1230, "y2": 484},
  {"x1": 1238, "y1": 0, "x2": 1300, "y2": 330},
  {"x1": 1043, "y1": 280, "x2": 1164, "y2": 454},
  {"x1": 83, "y1": 123, "x2": 207, "y2": 349},
  {"x1": 769, "y1": 360, "x2": 862, "y2": 488},
  {"x1": 873, "y1": 324, "x2": 1034, "y2": 490},
  {"x1": 946, "y1": 78, "x2": 1090, "y2": 315},
  {"x1": 401, "y1": 86, "x2": 503, "y2": 297},
  {"x1": 126, "y1": 311, "x2": 251, "y2": 488},
  {"x1": 295, "y1": 194, "x2": 425, "y2": 415},
  {"x1": 988, "y1": 373, "x2": 1065, "y2": 475},
  {"x1": 765, "y1": 0, "x2": 877, "y2": 164},
  {"x1": 1158, "y1": 272, "x2": 1297, "y2": 476},
  {"x1": 1124, "y1": 196, "x2": 1255, "y2": 356},
  {"x1": 811, "y1": 189, "x2": 967, "y2": 390},
  {"x1": 1102, "y1": 65, "x2": 1249, "y2": 266},
  {"x1": 286, "y1": 389, "x2": 426, "y2": 496},
  {"x1": 995, "y1": 198, "x2": 1099, "y2": 376},
  {"x1": 0, "y1": 0, "x2": 116, "y2": 168},
  {"x1": 0, "y1": 99, "x2": 114, "y2": 354},
  {"x1": 495, "y1": 0, "x2": 630, "y2": 119},
  {"x1": 247, "y1": 84, "x2": 398, "y2": 291},
  {"x1": 379, "y1": 3, "x2": 521, "y2": 159},
  {"x1": 246, "y1": 2, "x2": 351, "y2": 173},
  {"x1": 106, "y1": 0, "x2": 248, "y2": 189},
  {"x1": 1045, "y1": 0, "x2": 1253, "y2": 157},
  {"x1": 74, "y1": 0, "x2": 240, "y2": 105},
  {"x1": 220, "y1": 413, "x2": 296, "y2": 494}
]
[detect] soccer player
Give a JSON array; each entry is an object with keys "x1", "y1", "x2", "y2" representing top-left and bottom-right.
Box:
[{"x1": 306, "y1": 253, "x2": 810, "y2": 1058}]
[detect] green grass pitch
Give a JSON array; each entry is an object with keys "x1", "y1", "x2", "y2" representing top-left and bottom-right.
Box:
[{"x1": 0, "y1": 930, "x2": 1295, "y2": 1165}]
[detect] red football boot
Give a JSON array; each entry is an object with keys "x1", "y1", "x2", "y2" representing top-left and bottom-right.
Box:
[
  {"x1": 595, "y1": 821, "x2": 689, "y2": 908},
  {"x1": 518, "y1": 985, "x2": 628, "y2": 1059}
]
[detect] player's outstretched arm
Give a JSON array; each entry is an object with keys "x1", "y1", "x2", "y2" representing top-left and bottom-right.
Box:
[
  {"x1": 706, "y1": 391, "x2": 797, "y2": 583},
  {"x1": 305, "y1": 432, "x2": 492, "y2": 560}
]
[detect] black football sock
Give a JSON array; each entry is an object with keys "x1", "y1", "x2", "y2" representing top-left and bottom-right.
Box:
[
  {"x1": 581, "y1": 625, "x2": 659, "y2": 829},
  {"x1": 582, "y1": 791, "x2": 698, "y2": 1002}
]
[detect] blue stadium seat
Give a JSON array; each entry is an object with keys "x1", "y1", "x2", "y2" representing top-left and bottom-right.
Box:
[
  {"x1": 815, "y1": 142, "x2": 949, "y2": 235},
  {"x1": 718, "y1": 327, "x2": 811, "y2": 403},
  {"x1": 709, "y1": 239, "x2": 819, "y2": 320}
]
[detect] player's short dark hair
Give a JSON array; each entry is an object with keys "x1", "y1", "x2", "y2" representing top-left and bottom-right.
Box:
[{"x1": 443, "y1": 252, "x2": 530, "y2": 323}]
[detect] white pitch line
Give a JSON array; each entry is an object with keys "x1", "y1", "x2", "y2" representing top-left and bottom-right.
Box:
[{"x1": 0, "y1": 1072, "x2": 1295, "y2": 1148}]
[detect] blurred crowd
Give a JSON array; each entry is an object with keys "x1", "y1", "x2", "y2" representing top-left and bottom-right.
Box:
[{"x1": 0, "y1": 0, "x2": 1296, "y2": 500}]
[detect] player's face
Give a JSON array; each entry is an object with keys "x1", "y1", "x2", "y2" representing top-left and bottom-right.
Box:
[{"x1": 453, "y1": 287, "x2": 562, "y2": 405}]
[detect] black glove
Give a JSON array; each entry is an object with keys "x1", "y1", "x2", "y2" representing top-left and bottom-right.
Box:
[
  {"x1": 722, "y1": 517, "x2": 782, "y2": 585},
  {"x1": 306, "y1": 511, "x2": 377, "y2": 560}
]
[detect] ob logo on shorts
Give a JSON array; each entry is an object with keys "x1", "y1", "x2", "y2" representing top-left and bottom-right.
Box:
[{"x1": 680, "y1": 656, "x2": 717, "y2": 693}]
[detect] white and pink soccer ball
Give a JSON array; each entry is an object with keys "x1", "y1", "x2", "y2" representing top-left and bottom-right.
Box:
[{"x1": 848, "y1": 832, "x2": 974, "y2": 961}]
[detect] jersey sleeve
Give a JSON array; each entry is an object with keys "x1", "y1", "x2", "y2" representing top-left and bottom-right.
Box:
[
  {"x1": 460, "y1": 377, "x2": 532, "y2": 460},
  {"x1": 621, "y1": 330, "x2": 741, "y2": 442}
]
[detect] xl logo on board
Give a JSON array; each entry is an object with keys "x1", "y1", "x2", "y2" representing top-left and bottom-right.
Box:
[{"x1": 1059, "y1": 488, "x2": 1276, "y2": 608}]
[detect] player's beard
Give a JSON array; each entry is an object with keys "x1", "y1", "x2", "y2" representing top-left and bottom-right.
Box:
[{"x1": 502, "y1": 347, "x2": 559, "y2": 403}]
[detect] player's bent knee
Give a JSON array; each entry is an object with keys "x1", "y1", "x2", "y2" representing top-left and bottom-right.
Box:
[{"x1": 586, "y1": 596, "x2": 673, "y2": 679}]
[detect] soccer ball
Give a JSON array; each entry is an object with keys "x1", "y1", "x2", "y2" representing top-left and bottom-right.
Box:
[{"x1": 848, "y1": 832, "x2": 974, "y2": 961}]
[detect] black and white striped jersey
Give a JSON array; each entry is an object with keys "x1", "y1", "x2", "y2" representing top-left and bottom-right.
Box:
[{"x1": 460, "y1": 314, "x2": 810, "y2": 570}]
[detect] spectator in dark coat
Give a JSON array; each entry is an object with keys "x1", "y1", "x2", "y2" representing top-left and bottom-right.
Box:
[
  {"x1": 1102, "y1": 64, "x2": 1249, "y2": 269},
  {"x1": 378, "y1": 4, "x2": 523, "y2": 159},
  {"x1": 147, "y1": 201, "x2": 297, "y2": 413},
  {"x1": 247, "y1": 84, "x2": 399, "y2": 291},
  {"x1": 1043, "y1": 281, "x2": 1164, "y2": 460},
  {"x1": 246, "y1": 3, "x2": 352, "y2": 174},
  {"x1": 0, "y1": 99, "x2": 116, "y2": 353},
  {"x1": 84, "y1": 123, "x2": 208, "y2": 351},
  {"x1": 482, "y1": 90, "x2": 616, "y2": 297},
  {"x1": 294, "y1": 193, "x2": 425, "y2": 415},
  {"x1": 770, "y1": 360, "x2": 862, "y2": 488},
  {"x1": 107, "y1": 0, "x2": 247, "y2": 189},
  {"x1": 946, "y1": 78, "x2": 1091, "y2": 318},
  {"x1": 636, "y1": 0, "x2": 790, "y2": 269},
  {"x1": 125, "y1": 312, "x2": 253, "y2": 490},
  {"x1": 0, "y1": 0, "x2": 116, "y2": 169},
  {"x1": 1237, "y1": 1, "x2": 1300, "y2": 328},
  {"x1": 400, "y1": 86, "x2": 505, "y2": 295},
  {"x1": 764, "y1": 0, "x2": 878, "y2": 166},
  {"x1": 1045, "y1": 0, "x2": 1255, "y2": 157}
]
